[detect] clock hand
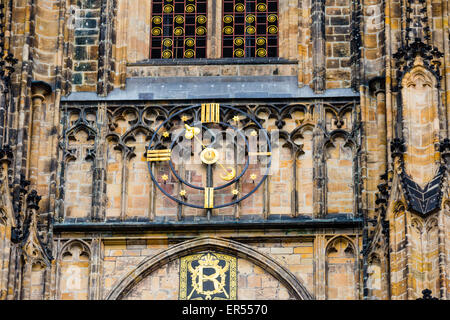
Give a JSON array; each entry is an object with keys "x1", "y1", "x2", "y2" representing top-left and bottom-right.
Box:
[{"x1": 185, "y1": 124, "x2": 235, "y2": 180}]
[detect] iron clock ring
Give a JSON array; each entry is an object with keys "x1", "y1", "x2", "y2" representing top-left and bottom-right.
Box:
[{"x1": 147, "y1": 104, "x2": 272, "y2": 210}]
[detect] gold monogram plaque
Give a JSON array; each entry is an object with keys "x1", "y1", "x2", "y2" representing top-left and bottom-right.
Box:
[{"x1": 179, "y1": 252, "x2": 237, "y2": 300}]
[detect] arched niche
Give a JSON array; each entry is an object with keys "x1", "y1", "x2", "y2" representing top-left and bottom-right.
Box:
[
  {"x1": 106, "y1": 237, "x2": 313, "y2": 300},
  {"x1": 58, "y1": 240, "x2": 91, "y2": 300},
  {"x1": 296, "y1": 126, "x2": 314, "y2": 215},
  {"x1": 64, "y1": 128, "x2": 95, "y2": 219}
]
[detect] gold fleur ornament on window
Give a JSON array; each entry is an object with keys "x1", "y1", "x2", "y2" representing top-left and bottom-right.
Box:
[
  {"x1": 197, "y1": 15, "x2": 207, "y2": 24},
  {"x1": 184, "y1": 49, "x2": 195, "y2": 58},
  {"x1": 257, "y1": 3, "x2": 267, "y2": 11},
  {"x1": 162, "y1": 50, "x2": 172, "y2": 59},
  {"x1": 234, "y1": 37, "x2": 244, "y2": 46},
  {"x1": 175, "y1": 15, "x2": 184, "y2": 24},
  {"x1": 268, "y1": 14, "x2": 277, "y2": 23},
  {"x1": 268, "y1": 25, "x2": 278, "y2": 34},
  {"x1": 246, "y1": 26, "x2": 256, "y2": 34},
  {"x1": 174, "y1": 27, "x2": 184, "y2": 36},
  {"x1": 256, "y1": 48, "x2": 267, "y2": 57},
  {"x1": 234, "y1": 48, "x2": 244, "y2": 57},
  {"x1": 152, "y1": 27, "x2": 162, "y2": 36},
  {"x1": 245, "y1": 14, "x2": 255, "y2": 23},
  {"x1": 256, "y1": 37, "x2": 266, "y2": 45},
  {"x1": 223, "y1": 26, "x2": 233, "y2": 35},
  {"x1": 152, "y1": 16, "x2": 162, "y2": 24},
  {"x1": 223, "y1": 15, "x2": 233, "y2": 23},
  {"x1": 185, "y1": 38, "x2": 195, "y2": 47},
  {"x1": 163, "y1": 38, "x2": 173, "y2": 47}
]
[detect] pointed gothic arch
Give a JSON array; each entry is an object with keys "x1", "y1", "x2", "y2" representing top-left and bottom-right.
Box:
[{"x1": 106, "y1": 236, "x2": 314, "y2": 300}]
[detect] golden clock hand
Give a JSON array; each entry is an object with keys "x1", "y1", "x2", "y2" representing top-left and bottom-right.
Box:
[
  {"x1": 193, "y1": 134, "x2": 207, "y2": 149},
  {"x1": 215, "y1": 159, "x2": 236, "y2": 181},
  {"x1": 184, "y1": 124, "x2": 201, "y2": 140}
]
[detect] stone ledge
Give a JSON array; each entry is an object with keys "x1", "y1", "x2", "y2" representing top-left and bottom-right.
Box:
[
  {"x1": 53, "y1": 217, "x2": 363, "y2": 232},
  {"x1": 61, "y1": 76, "x2": 360, "y2": 101},
  {"x1": 128, "y1": 58, "x2": 297, "y2": 66}
]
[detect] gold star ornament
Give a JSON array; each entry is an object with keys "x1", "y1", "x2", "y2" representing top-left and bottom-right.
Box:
[
  {"x1": 179, "y1": 189, "x2": 186, "y2": 197},
  {"x1": 161, "y1": 174, "x2": 169, "y2": 181},
  {"x1": 231, "y1": 189, "x2": 239, "y2": 196}
]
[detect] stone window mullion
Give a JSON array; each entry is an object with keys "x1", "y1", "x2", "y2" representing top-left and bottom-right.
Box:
[{"x1": 208, "y1": 0, "x2": 223, "y2": 58}]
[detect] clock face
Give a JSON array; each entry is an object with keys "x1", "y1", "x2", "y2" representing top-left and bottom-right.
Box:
[{"x1": 146, "y1": 104, "x2": 272, "y2": 210}]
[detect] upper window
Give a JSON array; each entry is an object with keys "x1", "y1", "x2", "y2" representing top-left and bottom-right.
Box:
[
  {"x1": 150, "y1": 0, "x2": 207, "y2": 59},
  {"x1": 222, "y1": 0, "x2": 278, "y2": 58}
]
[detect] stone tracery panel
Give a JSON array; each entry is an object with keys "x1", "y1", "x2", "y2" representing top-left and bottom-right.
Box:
[
  {"x1": 325, "y1": 135, "x2": 354, "y2": 215},
  {"x1": 59, "y1": 102, "x2": 360, "y2": 221},
  {"x1": 64, "y1": 129, "x2": 95, "y2": 219}
]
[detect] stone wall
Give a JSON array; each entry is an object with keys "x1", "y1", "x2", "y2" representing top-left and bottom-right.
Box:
[
  {"x1": 1, "y1": 0, "x2": 449, "y2": 301},
  {"x1": 51, "y1": 233, "x2": 361, "y2": 300},
  {"x1": 58, "y1": 101, "x2": 360, "y2": 222},
  {"x1": 325, "y1": 0, "x2": 351, "y2": 89},
  {"x1": 69, "y1": 0, "x2": 101, "y2": 92}
]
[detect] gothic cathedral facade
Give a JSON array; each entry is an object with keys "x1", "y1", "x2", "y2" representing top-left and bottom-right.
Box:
[{"x1": 0, "y1": 0, "x2": 449, "y2": 300}]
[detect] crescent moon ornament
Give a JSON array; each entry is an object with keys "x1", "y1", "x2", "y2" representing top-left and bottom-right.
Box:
[{"x1": 220, "y1": 167, "x2": 236, "y2": 181}]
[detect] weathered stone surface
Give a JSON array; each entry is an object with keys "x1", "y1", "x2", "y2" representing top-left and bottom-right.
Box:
[{"x1": 1, "y1": 0, "x2": 448, "y2": 302}]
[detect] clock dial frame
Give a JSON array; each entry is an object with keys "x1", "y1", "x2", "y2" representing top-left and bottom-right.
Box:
[{"x1": 147, "y1": 104, "x2": 272, "y2": 209}]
